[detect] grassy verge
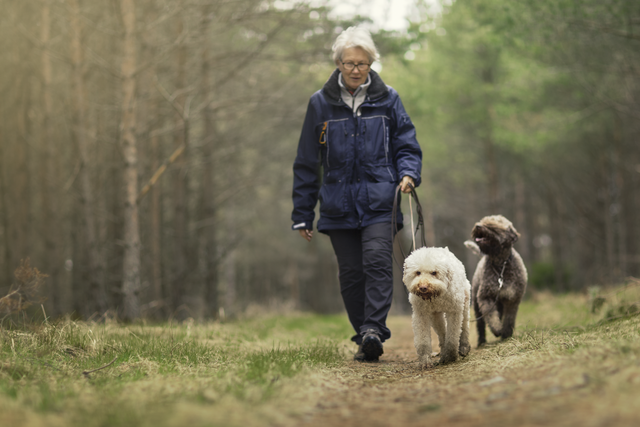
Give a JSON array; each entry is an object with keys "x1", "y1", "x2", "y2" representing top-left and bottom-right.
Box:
[{"x1": 0, "y1": 313, "x2": 352, "y2": 427}]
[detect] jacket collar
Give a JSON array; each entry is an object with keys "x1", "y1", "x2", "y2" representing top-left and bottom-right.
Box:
[
  {"x1": 322, "y1": 68, "x2": 389, "y2": 105},
  {"x1": 338, "y1": 72, "x2": 371, "y2": 98}
]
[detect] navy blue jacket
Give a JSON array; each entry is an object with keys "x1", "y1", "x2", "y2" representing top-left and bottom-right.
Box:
[{"x1": 291, "y1": 69, "x2": 422, "y2": 233}]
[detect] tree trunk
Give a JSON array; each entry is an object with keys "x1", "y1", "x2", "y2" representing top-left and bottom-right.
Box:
[
  {"x1": 223, "y1": 207, "x2": 237, "y2": 316},
  {"x1": 612, "y1": 114, "x2": 626, "y2": 279},
  {"x1": 120, "y1": 0, "x2": 140, "y2": 320},
  {"x1": 482, "y1": 108, "x2": 500, "y2": 214},
  {"x1": 548, "y1": 188, "x2": 566, "y2": 291},
  {"x1": 150, "y1": 102, "x2": 163, "y2": 310},
  {"x1": 419, "y1": 175, "x2": 436, "y2": 247},
  {"x1": 14, "y1": 79, "x2": 31, "y2": 275},
  {"x1": 69, "y1": 0, "x2": 107, "y2": 316},
  {"x1": 171, "y1": 15, "x2": 188, "y2": 313},
  {"x1": 201, "y1": 11, "x2": 218, "y2": 319},
  {"x1": 40, "y1": 0, "x2": 61, "y2": 314},
  {"x1": 0, "y1": 140, "x2": 12, "y2": 286},
  {"x1": 514, "y1": 174, "x2": 530, "y2": 264},
  {"x1": 477, "y1": 45, "x2": 501, "y2": 214}
]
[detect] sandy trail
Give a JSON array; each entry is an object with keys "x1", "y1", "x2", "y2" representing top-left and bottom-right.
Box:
[
  {"x1": 292, "y1": 316, "x2": 624, "y2": 427},
  {"x1": 297, "y1": 316, "x2": 464, "y2": 427}
]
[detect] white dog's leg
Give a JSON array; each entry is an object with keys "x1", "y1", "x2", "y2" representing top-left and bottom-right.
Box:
[
  {"x1": 431, "y1": 311, "x2": 446, "y2": 354},
  {"x1": 459, "y1": 290, "x2": 471, "y2": 357},
  {"x1": 439, "y1": 311, "x2": 462, "y2": 365},
  {"x1": 412, "y1": 308, "x2": 433, "y2": 368}
]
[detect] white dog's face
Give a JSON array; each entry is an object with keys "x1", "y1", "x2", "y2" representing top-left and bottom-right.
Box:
[{"x1": 402, "y1": 247, "x2": 454, "y2": 301}]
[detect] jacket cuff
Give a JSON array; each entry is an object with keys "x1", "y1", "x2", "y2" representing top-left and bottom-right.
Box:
[
  {"x1": 400, "y1": 172, "x2": 421, "y2": 187},
  {"x1": 292, "y1": 222, "x2": 313, "y2": 231}
]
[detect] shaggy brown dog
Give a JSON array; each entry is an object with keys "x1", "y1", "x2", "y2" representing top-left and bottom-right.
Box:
[{"x1": 467, "y1": 215, "x2": 527, "y2": 347}]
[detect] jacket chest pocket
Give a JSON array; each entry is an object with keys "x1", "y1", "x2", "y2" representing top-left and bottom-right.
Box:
[
  {"x1": 321, "y1": 119, "x2": 350, "y2": 167},
  {"x1": 360, "y1": 116, "x2": 389, "y2": 164}
]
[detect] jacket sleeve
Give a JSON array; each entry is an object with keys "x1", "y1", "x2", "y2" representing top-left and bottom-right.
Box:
[
  {"x1": 291, "y1": 97, "x2": 321, "y2": 230},
  {"x1": 389, "y1": 90, "x2": 422, "y2": 187}
]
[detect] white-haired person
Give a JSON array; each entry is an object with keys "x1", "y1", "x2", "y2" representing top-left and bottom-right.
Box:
[{"x1": 291, "y1": 27, "x2": 422, "y2": 361}]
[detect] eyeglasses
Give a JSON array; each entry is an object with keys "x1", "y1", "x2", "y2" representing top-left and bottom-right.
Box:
[{"x1": 341, "y1": 62, "x2": 371, "y2": 71}]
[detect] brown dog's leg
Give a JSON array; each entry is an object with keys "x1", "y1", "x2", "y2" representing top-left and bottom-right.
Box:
[
  {"x1": 478, "y1": 296, "x2": 502, "y2": 338},
  {"x1": 474, "y1": 296, "x2": 487, "y2": 347},
  {"x1": 499, "y1": 303, "x2": 520, "y2": 339}
]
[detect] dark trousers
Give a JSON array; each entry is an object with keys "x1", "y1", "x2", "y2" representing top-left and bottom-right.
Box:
[{"x1": 328, "y1": 222, "x2": 394, "y2": 345}]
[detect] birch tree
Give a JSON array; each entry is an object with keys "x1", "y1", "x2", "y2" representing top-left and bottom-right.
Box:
[
  {"x1": 68, "y1": 0, "x2": 108, "y2": 315},
  {"x1": 120, "y1": 0, "x2": 140, "y2": 320}
]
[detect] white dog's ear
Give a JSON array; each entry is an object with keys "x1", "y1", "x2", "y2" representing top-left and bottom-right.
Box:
[
  {"x1": 402, "y1": 263, "x2": 409, "y2": 284},
  {"x1": 443, "y1": 265, "x2": 454, "y2": 287}
]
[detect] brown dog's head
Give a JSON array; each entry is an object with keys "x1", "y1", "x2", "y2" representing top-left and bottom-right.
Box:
[{"x1": 471, "y1": 215, "x2": 520, "y2": 256}]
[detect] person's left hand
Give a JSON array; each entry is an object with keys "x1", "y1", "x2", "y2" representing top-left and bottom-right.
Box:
[{"x1": 400, "y1": 175, "x2": 415, "y2": 194}]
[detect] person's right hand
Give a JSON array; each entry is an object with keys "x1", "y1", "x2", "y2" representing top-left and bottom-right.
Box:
[
  {"x1": 400, "y1": 175, "x2": 415, "y2": 194},
  {"x1": 298, "y1": 229, "x2": 313, "y2": 242}
]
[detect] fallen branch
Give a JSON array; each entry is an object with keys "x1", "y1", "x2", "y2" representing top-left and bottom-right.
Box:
[{"x1": 82, "y1": 356, "x2": 118, "y2": 379}]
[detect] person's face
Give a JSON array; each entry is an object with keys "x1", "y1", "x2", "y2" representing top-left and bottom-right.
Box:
[{"x1": 337, "y1": 47, "x2": 371, "y2": 92}]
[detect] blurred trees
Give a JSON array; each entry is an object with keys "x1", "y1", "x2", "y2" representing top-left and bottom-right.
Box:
[
  {"x1": 1, "y1": 0, "x2": 638, "y2": 321},
  {"x1": 385, "y1": 0, "x2": 640, "y2": 291},
  {"x1": 0, "y1": 0, "x2": 350, "y2": 319}
]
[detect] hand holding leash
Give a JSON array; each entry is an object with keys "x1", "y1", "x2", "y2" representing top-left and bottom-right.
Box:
[{"x1": 400, "y1": 176, "x2": 415, "y2": 194}]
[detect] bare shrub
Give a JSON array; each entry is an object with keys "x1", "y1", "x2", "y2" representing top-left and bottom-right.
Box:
[{"x1": 0, "y1": 258, "x2": 47, "y2": 319}]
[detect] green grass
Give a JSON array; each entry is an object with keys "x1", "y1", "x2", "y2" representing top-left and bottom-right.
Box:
[
  {"x1": 1, "y1": 284, "x2": 640, "y2": 427},
  {"x1": 0, "y1": 313, "x2": 351, "y2": 427}
]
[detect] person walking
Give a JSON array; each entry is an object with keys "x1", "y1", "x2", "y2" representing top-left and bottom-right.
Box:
[{"x1": 291, "y1": 26, "x2": 422, "y2": 361}]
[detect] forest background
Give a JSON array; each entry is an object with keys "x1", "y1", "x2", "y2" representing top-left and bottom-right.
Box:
[{"x1": 1, "y1": 0, "x2": 639, "y2": 322}]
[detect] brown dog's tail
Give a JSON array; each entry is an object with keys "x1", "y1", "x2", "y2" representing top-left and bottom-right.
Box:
[{"x1": 463, "y1": 240, "x2": 482, "y2": 256}]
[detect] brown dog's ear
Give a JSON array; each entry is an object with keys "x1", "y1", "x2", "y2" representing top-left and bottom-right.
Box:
[{"x1": 504, "y1": 226, "x2": 520, "y2": 246}]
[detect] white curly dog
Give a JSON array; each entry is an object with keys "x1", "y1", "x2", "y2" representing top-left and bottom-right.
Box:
[{"x1": 402, "y1": 247, "x2": 471, "y2": 368}]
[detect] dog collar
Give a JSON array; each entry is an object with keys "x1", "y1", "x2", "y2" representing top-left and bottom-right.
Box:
[{"x1": 492, "y1": 253, "x2": 513, "y2": 289}]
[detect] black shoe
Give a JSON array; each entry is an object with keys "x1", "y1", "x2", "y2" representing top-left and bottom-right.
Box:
[
  {"x1": 354, "y1": 344, "x2": 366, "y2": 361},
  {"x1": 361, "y1": 329, "x2": 384, "y2": 362}
]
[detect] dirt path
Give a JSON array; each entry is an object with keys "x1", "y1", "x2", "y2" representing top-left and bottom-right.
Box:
[{"x1": 293, "y1": 316, "x2": 637, "y2": 427}]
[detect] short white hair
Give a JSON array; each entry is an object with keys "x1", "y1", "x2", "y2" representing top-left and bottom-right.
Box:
[{"x1": 331, "y1": 26, "x2": 380, "y2": 65}]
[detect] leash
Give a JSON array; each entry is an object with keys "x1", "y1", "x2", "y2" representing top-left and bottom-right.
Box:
[
  {"x1": 392, "y1": 182, "x2": 426, "y2": 270},
  {"x1": 409, "y1": 195, "x2": 415, "y2": 251}
]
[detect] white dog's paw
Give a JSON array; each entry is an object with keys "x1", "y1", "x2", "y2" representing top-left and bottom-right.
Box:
[
  {"x1": 459, "y1": 343, "x2": 471, "y2": 357},
  {"x1": 418, "y1": 354, "x2": 433, "y2": 369},
  {"x1": 436, "y1": 348, "x2": 459, "y2": 365},
  {"x1": 419, "y1": 360, "x2": 434, "y2": 370}
]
